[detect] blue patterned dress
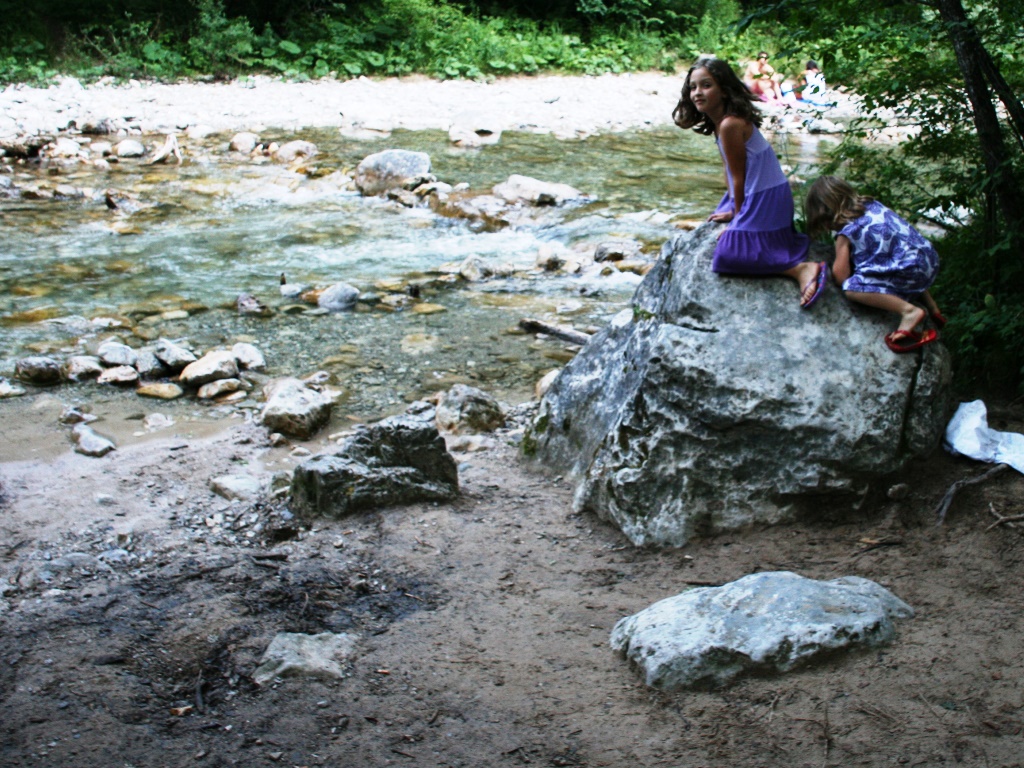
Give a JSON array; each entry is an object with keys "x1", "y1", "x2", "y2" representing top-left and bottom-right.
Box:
[{"x1": 837, "y1": 201, "x2": 939, "y2": 299}]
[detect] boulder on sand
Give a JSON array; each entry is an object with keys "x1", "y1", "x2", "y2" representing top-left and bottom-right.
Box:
[{"x1": 527, "y1": 223, "x2": 952, "y2": 547}]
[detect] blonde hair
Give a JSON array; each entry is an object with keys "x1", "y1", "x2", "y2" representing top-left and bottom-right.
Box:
[{"x1": 805, "y1": 176, "x2": 874, "y2": 237}]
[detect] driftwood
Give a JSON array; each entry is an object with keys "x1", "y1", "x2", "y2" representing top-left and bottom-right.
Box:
[
  {"x1": 147, "y1": 133, "x2": 182, "y2": 165},
  {"x1": 519, "y1": 317, "x2": 591, "y2": 346},
  {"x1": 934, "y1": 463, "x2": 1010, "y2": 525}
]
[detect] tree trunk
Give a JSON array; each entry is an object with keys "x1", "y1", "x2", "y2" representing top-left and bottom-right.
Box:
[{"x1": 933, "y1": 0, "x2": 1023, "y2": 254}]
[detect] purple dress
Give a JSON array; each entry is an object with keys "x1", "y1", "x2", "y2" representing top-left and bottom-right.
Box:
[
  {"x1": 837, "y1": 200, "x2": 938, "y2": 299},
  {"x1": 713, "y1": 126, "x2": 809, "y2": 274}
]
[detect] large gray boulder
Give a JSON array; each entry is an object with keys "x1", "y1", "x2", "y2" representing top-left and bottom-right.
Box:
[
  {"x1": 610, "y1": 571, "x2": 913, "y2": 690},
  {"x1": 527, "y1": 224, "x2": 952, "y2": 546},
  {"x1": 260, "y1": 377, "x2": 333, "y2": 439},
  {"x1": 290, "y1": 415, "x2": 458, "y2": 518}
]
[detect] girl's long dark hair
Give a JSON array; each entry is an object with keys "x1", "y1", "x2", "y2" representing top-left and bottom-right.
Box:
[{"x1": 672, "y1": 55, "x2": 762, "y2": 135}]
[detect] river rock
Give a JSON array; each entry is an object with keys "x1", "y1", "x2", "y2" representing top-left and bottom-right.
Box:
[
  {"x1": 137, "y1": 382, "x2": 184, "y2": 400},
  {"x1": 610, "y1": 571, "x2": 914, "y2": 690},
  {"x1": 236, "y1": 292, "x2": 272, "y2": 316},
  {"x1": 355, "y1": 149, "x2": 431, "y2": 196},
  {"x1": 317, "y1": 282, "x2": 360, "y2": 312},
  {"x1": 211, "y1": 473, "x2": 265, "y2": 501},
  {"x1": 594, "y1": 239, "x2": 643, "y2": 262},
  {"x1": 178, "y1": 350, "x2": 239, "y2": 387},
  {"x1": 253, "y1": 631, "x2": 357, "y2": 686},
  {"x1": 71, "y1": 424, "x2": 116, "y2": 457},
  {"x1": 63, "y1": 355, "x2": 104, "y2": 382},
  {"x1": 229, "y1": 131, "x2": 260, "y2": 153},
  {"x1": 97, "y1": 365, "x2": 140, "y2": 386},
  {"x1": 272, "y1": 140, "x2": 317, "y2": 163},
  {"x1": 15, "y1": 356, "x2": 63, "y2": 385},
  {"x1": 493, "y1": 174, "x2": 584, "y2": 206},
  {"x1": 0, "y1": 378, "x2": 27, "y2": 398},
  {"x1": 435, "y1": 384, "x2": 505, "y2": 435},
  {"x1": 261, "y1": 377, "x2": 333, "y2": 439},
  {"x1": 47, "y1": 137, "x2": 85, "y2": 159},
  {"x1": 134, "y1": 347, "x2": 166, "y2": 378},
  {"x1": 528, "y1": 224, "x2": 953, "y2": 547},
  {"x1": 197, "y1": 378, "x2": 242, "y2": 399},
  {"x1": 97, "y1": 340, "x2": 138, "y2": 367},
  {"x1": 153, "y1": 338, "x2": 198, "y2": 371},
  {"x1": 232, "y1": 342, "x2": 266, "y2": 370},
  {"x1": 290, "y1": 415, "x2": 459, "y2": 518},
  {"x1": 114, "y1": 139, "x2": 146, "y2": 158}
]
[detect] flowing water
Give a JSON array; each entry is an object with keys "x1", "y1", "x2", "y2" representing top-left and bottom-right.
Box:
[{"x1": 0, "y1": 127, "x2": 827, "y2": 419}]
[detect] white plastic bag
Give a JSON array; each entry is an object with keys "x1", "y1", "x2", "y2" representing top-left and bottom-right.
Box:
[{"x1": 943, "y1": 400, "x2": 1024, "y2": 474}]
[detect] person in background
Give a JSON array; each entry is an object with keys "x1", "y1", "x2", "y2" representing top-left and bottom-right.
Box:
[
  {"x1": 673, "y1": 56, "x2": 825, "y2": 307},
  {"x1": 797, "y1": 60, "x2": 831, "y2": 106},
  {"x1": 743, "y1": 51, "x2": 786, "y2": 104}
]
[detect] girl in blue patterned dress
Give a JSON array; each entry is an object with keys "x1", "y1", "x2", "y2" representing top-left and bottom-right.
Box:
[
  {"x1": 805, "y1": 175, "x2": 946, "y2": 352},
  {"x1": 673, "y1": 56, "x2": 826, "y2": 307}
]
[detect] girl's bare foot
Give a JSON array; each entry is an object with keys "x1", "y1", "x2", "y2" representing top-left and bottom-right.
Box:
[{"x1": 896, "y1": 305, "x2": 926, "y2": 334}]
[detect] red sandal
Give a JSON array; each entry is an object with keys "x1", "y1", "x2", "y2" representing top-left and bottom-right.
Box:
[{"x1": 884, "y1": 328, "x2": 938, "y2": 353}]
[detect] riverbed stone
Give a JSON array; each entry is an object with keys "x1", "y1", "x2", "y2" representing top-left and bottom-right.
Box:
[
  {"x1": 493, "y1": 174, "x2": 584, "y2": 206},
  {"x1": 229, "y1": 131, "x2": 260, "y2": 153},
  {"x1": 211, "y1": 473, "x2": 265, "y2": 501},
  {"x1": 14, "y1": 356, "x2": 63, "y2": 386},
  {"x1": 354, "y1": 149, "x2": 431, "y2": 196},
  {"x1": 317, "y1": 282, "x2": 360, "y2": 312},
  {"x1": 610, "y1": 571, "x2": 914, "y2": 690},
  {"x1": 260, "y1": 377, "x2": 333, "y2": 439},
  {"x1": 528, "y1": 223, "x2": 953, "y2": 547},
  {"x1": 0, "y1": 378, "x2": 27, "y2": 398},
  {"x1": 97, "y1": 340, "x2": 138, "y2": 367},
  {"x1": 137, "y1": 382, "x2": 184, "y2": 400},
  {"x1": 253, "y1": 631, "x2": 357, "y2": 686},
  {"x1": 197, "y1": 378, "x2": 242, "y2": 400},
  {"x1": 71, "y1": 424, "x2": 116, "y2": 457},
  {"x1": 97, "y1": 365, "x2": 140, "y2": 386},
  {"x1": 179, "y1": 350, "x2": 239, "y2": 387},
  {"x1": 153, "y1": 338, "x2": 198, "y2": 371},
  {"x1": 134, "y1": 347, "x2": 166, "y2": 378},
  {"x1": 63, "y1": 355, "x2": 105, "y2": 382},
  {"x1": 435, "y1": 384, "x2": 505, "y2": 435},
  {"x1": 114, "y1": 139, "x2": 146, "y2": 158},
  {"x1": 290, "y1": 415, "x2": 459, "y2": 518},
  {"x1": 232, "y1": 342, "x2": 266, "y2": 370},
  {"x1": 272, "y1": 139, "x2": 317, "y2": 163}
]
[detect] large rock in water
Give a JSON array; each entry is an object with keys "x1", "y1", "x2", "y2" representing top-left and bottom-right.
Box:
[
  {"x1": 527, "y1": 224, "x2": 952, "y2": 546},
  {"x1": 354, "y1": 149, "x2": 431, "y2": 196}
]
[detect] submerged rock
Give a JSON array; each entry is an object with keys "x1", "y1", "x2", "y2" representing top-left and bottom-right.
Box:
[
  {"x1": 610, "y1": 571, "x2": 914, "y2": 690},
  {"x1": 529, "y1": 224, "x2": 953, "y2": 547},
  {"x1": 355, "y1": 149, "x2": 431, "y2": 196},
  {"x1": 493, "y1": 174, "x2": 584, "y2": 206}
]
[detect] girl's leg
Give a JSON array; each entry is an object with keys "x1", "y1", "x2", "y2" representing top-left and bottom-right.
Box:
[
  {"x1": 844, "y1": 290, "x2": 925, "y2": 332},
  {"x1": 921, "y1": 290, "x2": 942, "y2": 316}
]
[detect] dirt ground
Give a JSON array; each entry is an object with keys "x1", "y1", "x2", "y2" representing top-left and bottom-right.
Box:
[{"x1": 1, "y1": 392, "x2": 1023, "y2": 768}]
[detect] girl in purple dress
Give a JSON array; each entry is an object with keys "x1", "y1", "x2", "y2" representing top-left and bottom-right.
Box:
[
  {"x1": 673, "y1": 56, "x2": 825, "y2": 307},
  {"x1": 805, "y1": 175, "x2": 945, "y2": 352}
]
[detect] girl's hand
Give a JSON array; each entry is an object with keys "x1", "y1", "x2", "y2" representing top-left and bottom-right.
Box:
[{"x1": 708, "y1": 210, "x2": 734, "y2": 223}]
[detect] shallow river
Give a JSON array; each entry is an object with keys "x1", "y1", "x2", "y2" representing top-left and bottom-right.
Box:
[{"x1": 0, "y1": 126, "x2": 825, "y2": 420}]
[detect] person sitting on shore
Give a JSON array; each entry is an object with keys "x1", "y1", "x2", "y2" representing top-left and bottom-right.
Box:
[
  {"x1": 743, "y1": 52, "x2": 786, "y2": 104},
  {"x1": 797, "y1": 60, "x2": 832, "y2": 106}
]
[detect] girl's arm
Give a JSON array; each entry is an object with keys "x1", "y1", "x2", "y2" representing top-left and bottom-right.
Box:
[
  {"x1": 709, "y1": 116, "x2": 748, "y2": 223},
  {"x1": 833, "y1": 235, "x2": 853, "y2": 285}
]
